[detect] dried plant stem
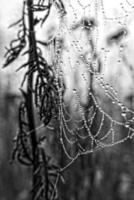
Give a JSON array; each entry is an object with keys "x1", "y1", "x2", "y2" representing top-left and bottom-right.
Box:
[{"x1": 27, "y1": 0, "x2": 38, "y2": 198}]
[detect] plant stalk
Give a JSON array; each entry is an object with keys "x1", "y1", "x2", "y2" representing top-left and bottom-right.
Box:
[{"x1": 27, "y1": 0, "x2": 38, "y2": 199}]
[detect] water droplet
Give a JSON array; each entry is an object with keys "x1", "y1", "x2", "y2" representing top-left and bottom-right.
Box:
[
  {"x1": 125, "y1": 122, "x2": 129, "y2": 128},
  {"x1": 118, "y1": 102, "x2": 122, "y2": 107},
  {"x1": 121, "y1": 112, "x2": 126, "y2": 117},
  {"x1": 106, "y1": 83, "x2": 109, "y2": 88},
  {"x1": 105, "y1": 89, "x2": 108, "y2": 93},
  {"x1": 121, "y1": 106, "x2": 127, "y2": 117},
  {"x1": 73, "y1": 88, "x2": 77, "y2": 93}
]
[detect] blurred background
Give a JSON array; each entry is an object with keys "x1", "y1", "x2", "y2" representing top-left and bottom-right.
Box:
[{"x1": 1, "y1": 0, "x2": 134, "y2": 200}]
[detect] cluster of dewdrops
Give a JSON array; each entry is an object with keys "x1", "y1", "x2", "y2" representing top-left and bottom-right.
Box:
[
  {"x1": 26, "y1": 0, "x2": 134, "y2": 166},
  {"x1": 49, "y1": 0, "x2": 134, "y2": 162}
]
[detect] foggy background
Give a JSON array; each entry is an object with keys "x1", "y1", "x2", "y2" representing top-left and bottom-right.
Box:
[{"x1": 1, "y1": 0, "x2": 134, "y2": 200}]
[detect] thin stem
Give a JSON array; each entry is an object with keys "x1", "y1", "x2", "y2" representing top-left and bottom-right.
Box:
[{"x1": 27, "y1": 0, "x2": 38, "y2": 199}]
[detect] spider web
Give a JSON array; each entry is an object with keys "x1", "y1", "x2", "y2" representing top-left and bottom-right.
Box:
[
  {"x1": 22, "y1": 0, "x2": 134, "y2": 172},
  {"x1": 44, "y1": 0, "x2": 134, "y2": 166}
]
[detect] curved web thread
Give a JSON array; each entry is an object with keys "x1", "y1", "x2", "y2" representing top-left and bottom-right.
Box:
[{"x1": 49, "y1": 0, "x2": 134, "y2": 165}]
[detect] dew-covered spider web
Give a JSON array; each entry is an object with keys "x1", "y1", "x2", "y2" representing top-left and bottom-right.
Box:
[
  {"x1": 17, "y1": 0, "x2": 134, "y2": 169},
  {"x1": 35, "y1": 0, "x2": 134, "y2": 165}
]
